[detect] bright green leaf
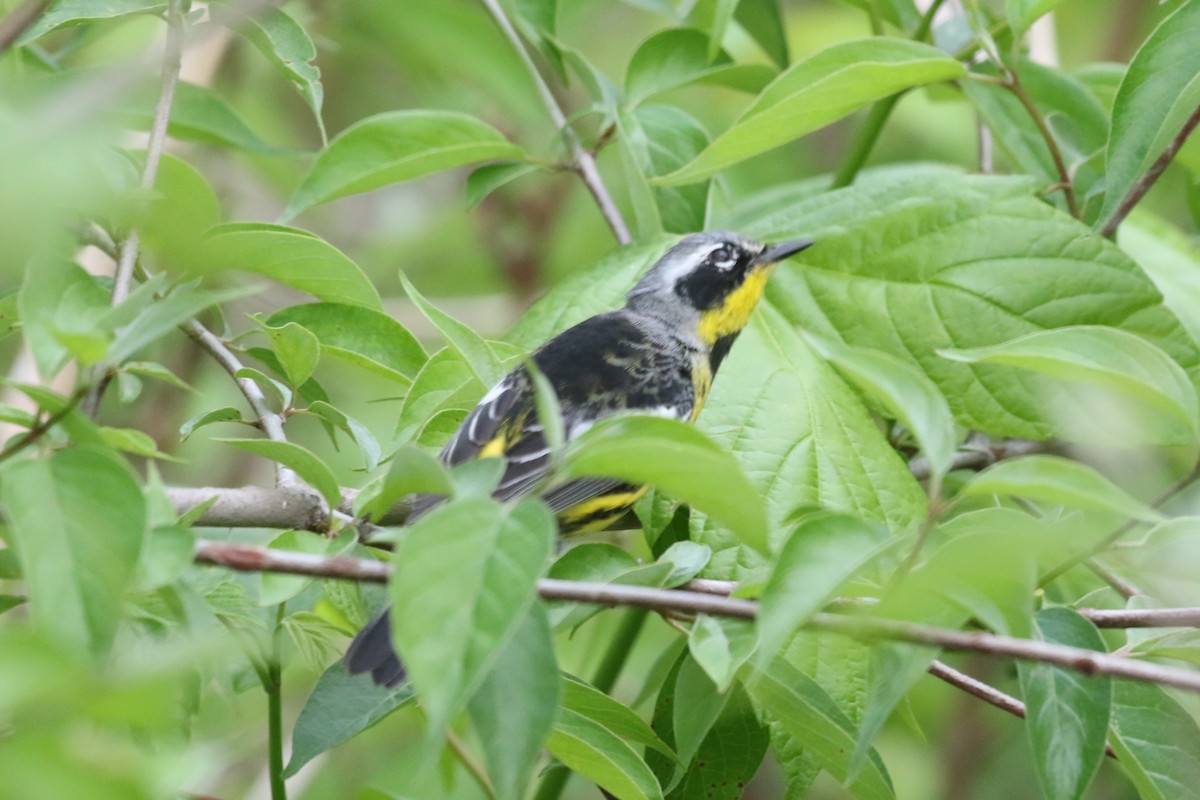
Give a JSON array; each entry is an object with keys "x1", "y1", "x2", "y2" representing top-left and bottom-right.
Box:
[
  {"x1": 179, "y1": 406, "x2": 245, "y2": 440},
  {"x1": 239, "y1": 8, "x2": 326, "y2": 142},
  {"x1": 268, "y1": 302, "x2": 426, "y2": 384},
  {"x1": 1109, "y1": 680, "x2": 1200, "y2": 800},
  {"x1": 285, "y1": 110, "x2": 523, "y2": 218},
  {"x1": 689, "y1": 615, "x2": 756, "y2": 692},
  {"x1": 399, "y1": 272, "x2": 504, "y2": 386},
  {"x1": 17, "y1": 0, "x2": 163, "y2": 45},
  {"x1": 547, "y1": 707, "x2": 665, "y2": 800},
  {"x1": 216, "y1": 438, "x2": 343, "y2": 508},
  {"x1": 259, "y1": 321, "x2": 321, "y2": 388},
  {"x1": 624, "y1": 28, "x2": 775, "y2": 104}
]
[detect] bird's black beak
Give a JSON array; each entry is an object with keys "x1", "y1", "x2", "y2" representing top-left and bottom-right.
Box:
[{"x1": 757, "y1": 238, "x2": 814, "y2": 265}]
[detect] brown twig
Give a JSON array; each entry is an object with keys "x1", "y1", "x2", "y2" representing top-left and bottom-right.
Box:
[
  {"x1": 0, "y1": 386, "x2": 89, "y2": 463},
  {"x1": 1100, "y1": 102, "x2": 1200, "y2": 238},
  {"x1": 1004, "y1": 71, "x2": 1079, "y2": 217},
  {"x1": 193, "y1": 540, "x2": 1200, "y2": 692},
  {"x1": 0, "y1": 0, "x2": 50, "y2": 53},
  {"x1": 476, "y1": 0, "x2": 631, "y2": 245}
]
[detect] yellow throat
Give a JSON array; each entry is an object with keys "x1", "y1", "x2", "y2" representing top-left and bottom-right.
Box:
[{"x1": 696, "y1": 263, "x2": 774, "y2": 346}]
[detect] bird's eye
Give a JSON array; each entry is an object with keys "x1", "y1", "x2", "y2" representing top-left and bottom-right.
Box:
[{"x1": 710, "y1": 246, "x2": 737, "y2": 270}]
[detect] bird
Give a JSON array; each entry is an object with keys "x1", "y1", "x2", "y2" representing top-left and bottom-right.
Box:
[{"x1": 344, "y1": 231, "x2": 814, "y2": 687}]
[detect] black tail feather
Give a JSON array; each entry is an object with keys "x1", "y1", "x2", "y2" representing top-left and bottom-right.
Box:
[{"x1": 344, "y1": 609, "x2": 406, "y2": 688}]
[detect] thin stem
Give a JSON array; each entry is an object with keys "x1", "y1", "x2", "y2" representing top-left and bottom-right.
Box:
[
  {"x1": 113, "y1": 0, "x2": 184, "y2": 306},
  {"x1": 266, "y1": 605, "x2": 287, "y2": 800},
  {"x1": 1003, "y1": 71, "x2": 1079, "y2": 217},
  {"x1": 0, "y1": 386, "x2": 89, "y2": 463},
  {"x1": 0, "y1": 0, "x2": 50, "y2": 52},
  {"x1": 446, "y1": 729, "x2": 496, "y2": 800},
  {"x1": 181, "y1": 320, "x2": 299, "y2": 489},
  {"x1": 830, "y1": 0, "x2": 948, "y2": 188},
  {"x1": 1100, "y1": 102, "x2": 1200, "y2": 238},
  {"x1": 477, "y1": 0, "x2": 630, "y2": 245}
]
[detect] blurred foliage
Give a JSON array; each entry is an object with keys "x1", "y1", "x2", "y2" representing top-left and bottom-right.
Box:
[{"x1": 1, "y1": 0, "x2": 1200, "y2": 799}]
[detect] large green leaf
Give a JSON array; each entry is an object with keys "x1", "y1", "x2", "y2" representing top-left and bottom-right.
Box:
[
  {"x1": 743, "y1": 658, "x2": 894, "y2": 800},
  {"x1": 561, "y1": 415, "x2": 769, "y2": 554},
  {"x1": 390, "y1": 498, "x2": 554, "y2": 735},
  {"x1": 468, "y1": 605, "x2": 559, "y2": 800},
  {"x1": 0, "y1": 447, "x2": 145, "y2": 654},
  {"x1": 197, "y1": 224, "x2": 382, "y2": 310},
  {"x1": 1109, "y1": 680, "x2": 1200, "y2": 800},
  {"x1": 17, "y1": 0, "x2": 164, "y2": 45},
  {"x1": 1098, "y1": 0, "x2": 1200, "y2": 231},
  {"x1": 285, "y1": 110, "x2": 524, "y2": 218},
  {"x1": 940, "y1": 325, "x2": 1199, "y2": 445},
  {"x1": 624, "y1": 28, "x2": 774, "y2": 104},
  {"x1": 960, "y1": 455, "x2": 1164, "y2": 523},
  {"x1": 546, "y1": 707, "x2": 664, "y2": 800},
  {"x1": 657, "y1": 38, "x2": 965, "y2": 185},
  {"x1": 749, "y1": 168, "x2": 1199, "y2": 441},
  {"x1": 399, "y1": 272, "x2": 504, "y2": 386},
  {"x1": 1018, "y1": 608, "x2": 1111, "y2": 800},
  {"x1": 268, "y1": 302, "x2": 426, "y2": 384},
  {"x1": 284, "y1": 664, "x2": 414, "y2": 778},
  {"x1": 215, "y1": 439, "x2": 343, "y2": 508}
]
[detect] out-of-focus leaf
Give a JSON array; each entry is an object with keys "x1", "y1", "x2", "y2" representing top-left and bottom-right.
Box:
[
  {"x1": 1018, "y1": 608, "x2": 1111, "y2": 800},
  {"x1": 17, "y1": 0, "x2": 164, "y2": 45},
  {"x1": 238, "y1": 7, "x2": 326, "y2": 142},
  {"x1": 469, "y1": 604, "x2": 559, "y2": 800},
  {"x1": 354, "y1": 444, "x2": 452, "y2": 522},
  {"x1": 284, "y1": 663, "x2": 415, "y2": 778},
  {"x1": 940, "y1": 325, "x2": 1199, "y2": 445},
  {"x1": 1005, "y1": 0, "x2": 1067, "y2": 37},
  {"x1": 259, "y1": 530, "x2": 352, "y2": 607},
  {"x1": 466, "y1": 162, "x2": 539, "y2": 208},
  {"x1": 285, "y1": 111, "x2": 523, "y2": 218},
  {"x1": 1098, "y1": 0, "x2": 1200, "y2": 231},
  {"x1": 688, "y1": 615, "x2": 755, "y2": 692},
  {"x1": 735, "y1": 0, "x2": 789, "y2": 68},
  {"x1": 197, "y1": 224, "x2": 382, "y2": 310},
  {"x1": 122, "y1": 82, "x2": 283, "y2": 153},
  {"x1": 0, "y1": 447, "x2": 145, "y2": 653},
  {"x1": 138, "y1": 153, "x2": 221, "y2": 256},
  {"x1": 391, "y1": 498, "x2": 553, "y2": 735},
  {"x1": 624, "y1": 28, "x2": 775, "y2": 104},
  {"x1": 658, "y1": 39, "x2": 966, "y2": 185},
  {"x1": 756, "y1": 513, "x2": 889, "y2": 667},
  {"x1": 961, "y1": 455, "x2": 1164, "y2": 523},
  {"x1": 104, "y1": 283, "x2": 258, "y2": 365}
]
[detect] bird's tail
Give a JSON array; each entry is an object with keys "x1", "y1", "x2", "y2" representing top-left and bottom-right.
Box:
[{"x1": 344, "y1": 608, "x2": 406, "y2": 688}]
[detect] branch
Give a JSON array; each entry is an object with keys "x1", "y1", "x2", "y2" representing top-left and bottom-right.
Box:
[
  {"x1": 908, "y1": 436, "x2": 1059, "y2": 480},
  {"x1": 477, "y1": 0, "x2": 631, "y2": 245},
  {"x1": 193, "y1": 541, "x2": 1200, "y2": 692},
  {"x1": 112, "y1": 0, "x2": 184, "y2": 306},
  {"x1": 181, "y1": 321, "x2": 299, "y2": 489},
  {"x1": 1003, "y1": 72, "x2": 1079, "y2": 218},
  {"x1": 0, "y1": 386, "x2": 88, "y2": 463},
  {"x1": 1100, "y1": 102, "x2": 1200, "y2": 238},
  {"x1": 0, "y1": 0, "x2": 49, "y2": 53}
]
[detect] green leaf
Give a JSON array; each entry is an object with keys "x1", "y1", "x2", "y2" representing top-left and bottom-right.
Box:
[
  {"x1": 123, "y1": 81, "x2": 283, "y2": 153},
  {"x1": 17, "y1": 0, "x2": 163, "y2": 45},
  {"x1": 561, "y1": 675, "x2": 677, "y2": 761},
  {"x1": 355, "y1": 444, "x2": 452, "y2": 522},
  {"x1": 1005, "y1": 0, "x2": 1067, "y2": 37},
  {"x1": 285, "y1": 110, "x2": 524, "y2": 218},
  {"x1": 807, "y1": 333, "x2": 957, "y2": 489},
  {"x1": 960, "y1": 455, "x2": 1165, "y2": 523},
  {"x1": 629, "y1": 105, "x2": 713, "y2": 234},
  {"x1": 134, "y1": 525, "x2": 194, "y2": 591},
  {"x1": 197, "y1": 224, "x2": 382, "y2": 310},
  {"x1": 657, "y1": 38, "x2": 966, "y2": 185},
  {"x1": 1109, "y1": 680, "x2": 1200, "y2": 800},
  {"x1": 267, "y1": 302, "x2": 426, "y2": 384},
  {"x1": 1018, "y1": 608, "x2": 1111, "y2": 800},
  {"x1": 238, "y1": 8, "x2": 326, "y2": 142},
  {"x1": 399, "y1": 272, "x2": 504, "y2": 386},
  {"x1": 752, "y1": 169, "x2": 1199, "y2": 443},
  {"x1": 560, "y1": 415, "x2": 768, "y2": 554},
  {"x1": 258, "y1": 320, "x2": 320, "y2": 388},
  {"x1": 1119, "y1": 212, "x2": 1200, "y2": 349},
  {"x1": 306, "y1": 401, "x2": 382, "y2": 472},
  {"x1": 216, "y1": 439, "x2": 342, "y2": 508},
  {"x1": 688, "y1": 615, "x2": 755, "y2": 692},
  {"x1": 1099, "y1": 0, "x2": 1200, "y2": 231},
  {"x1": 104, "y1": 283, "x2": 258, "y2": 365},
  {"x1": 0, "y1": 447, "x2": 145, "y2": 653},
  {"x1": 669, "y1": 676, "x2": 767, "y2": 799},
  {"x1": 391, "y1": 498, "x2": 554, "y2": 735},
  {"x1": 735, "y1": 0, "x2": 789, "y2": 69},
  {"x1": 547, "y1": 708, "x2": 665, "y2": 800},
  {"x1": 756, "y1": 513, "x2": 889, "y2": 667},
  {"x1": 624, "y1": 28, "x2": 775, "y2": 104},
  {"x1": 743, "y1": 658, "x2": 894, "y2": 800},
  {"x1": 939, "y1": 325, "x2": 1199, "y2": 445},
  {"x1": 258, "y1": 530, "x2": 348, "y2": 607},
  {"x1": 657, "y1": 541, "x2": 711, "y2": 588},
  {"x1": 669, "y1": 654, "x2": 730, "y2": 773},
  {"x1": 124, "y1": 361, "x2": 197, "y2": 395},
  {"x1": 179, "y1": 406, "x2": 244, "y2": 440},
  {"x1": 284, "y1": 663, "x2": 415, "y2": 778},
  {"x1": 468, "y1": 604, "x2": 559, "y2": 800},
  {"x1": 138, "y1": 152, "x2": 222, "y2": 256},
  {"x1": 395, "y1": 347, "x2": 483, "y2": 440},
  {"x1": 466, "y1": 162, "x2": 539, "y2": 208}
]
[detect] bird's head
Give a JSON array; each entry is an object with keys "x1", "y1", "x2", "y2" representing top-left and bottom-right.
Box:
[{"x1": 625, "y1": 231, "x2": 813, "y2": 348}]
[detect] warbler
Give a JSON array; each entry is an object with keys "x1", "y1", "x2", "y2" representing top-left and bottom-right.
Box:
[{"x1": 345, "y1": 231, "x2": 813, "y2": 686}]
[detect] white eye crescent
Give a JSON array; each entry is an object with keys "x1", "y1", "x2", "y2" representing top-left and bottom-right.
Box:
[{"x1": 711, "y1": 246, "x2": 737, "y2": 270}]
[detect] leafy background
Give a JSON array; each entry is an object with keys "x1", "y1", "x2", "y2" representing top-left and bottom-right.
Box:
[{"x1": 2, "y1": 0, "x2": 1200, "y2": 799}]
